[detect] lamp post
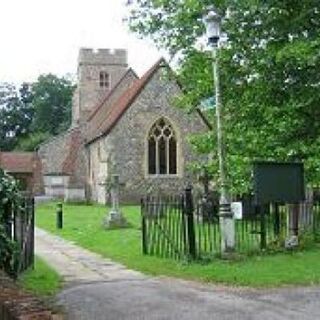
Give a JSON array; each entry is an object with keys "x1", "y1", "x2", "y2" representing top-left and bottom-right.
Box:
[{"x1": 203, "y1": 8, "x2": 235, "y2": 254}]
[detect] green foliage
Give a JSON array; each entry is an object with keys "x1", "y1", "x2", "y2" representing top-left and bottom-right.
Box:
[
  {"x1": 127, "y1": 0, "x2": 320, "y2": 192},
  {"x1": 0, "y1": 74, "x2": 74, "y2": 151},
  {"x1": 0, "y1": 83, "x2": 34, "y2": 151},
  {"x1": 0, "y1": 169, "x2": 20, "y2": 213},
  {"x1": 15, "y1": 131, "x2": 51, "y2": 151},
  {"x1": 0, "y1": 169, "x2": 20, "y2": 275},
  {"x1": 19, "y1": 256, "x2": 63, "y2": 296},
  {"x1": 31, "y1": 74, "x2": 75, "y2": 135},
  {"x1": 0, "y1": 225, "x2": 16, "y2": 275}
]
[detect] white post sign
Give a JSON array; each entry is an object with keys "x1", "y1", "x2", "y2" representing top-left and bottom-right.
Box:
[{"x1": 231, "y1": 202, "x2": 243, "y2": 219}]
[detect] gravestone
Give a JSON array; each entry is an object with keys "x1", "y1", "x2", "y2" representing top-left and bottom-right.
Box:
[{"x1": 103, "y1": 174, "x2": 128, "y2": 228}]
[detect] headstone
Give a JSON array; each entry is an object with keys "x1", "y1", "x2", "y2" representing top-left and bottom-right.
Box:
[
  {"x1": 231, "y1": 202, "x2": 242, "y2": 220},
  {"x1": 285, "y1": 235, "x2": 299, "y2": 249},
  {"x1": 103, "y1": 174, "x2": 128, "y2": 228}
]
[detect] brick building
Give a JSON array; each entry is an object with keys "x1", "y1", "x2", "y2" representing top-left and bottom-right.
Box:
[{"x1": 0, "y1": 152, "x2": 42, "y2": 194}]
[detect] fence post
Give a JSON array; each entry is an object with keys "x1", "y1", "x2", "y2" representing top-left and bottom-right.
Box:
[
  {"x1": 30, "y1": 198, "x2": 35, "y2": 269},
  {"x1": 13, "y1": 201, "x2": 19, "y2": 277},
  {"x1": 141, "y1": 198, "x2": 148, "y2": 255},
  {"x1": 180, "y1": 194, "x2": 187, "y2": 257},
  {"x1": 185, "y1": 186, "x2": 196, "y2": 259},
  {"x1": 259, "y1": 205, "x2": 267, "y2": 250},
  {"x1": 20, "y1": 199, "x2": 26, "y2": 273},
  {"x1": 292, "y1": 203, "x2": 299, "y2": 236},
  {"x1": 312, "y1": 199, "x2": 318, "y2": 240},
  {"x1": 6, "y1": 200, "x2": 15, "y2": 277},
  {"x1": 274, "y1": 203, "x2": 280, "y2": 237}
]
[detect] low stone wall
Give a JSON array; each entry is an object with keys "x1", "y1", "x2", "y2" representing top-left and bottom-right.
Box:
[
  {"x1": 64, "y1": 187, "x2": 86, "y2": 202},
  {"x1": 0, "y1": 271, "x2": 63, "y2": 320}
]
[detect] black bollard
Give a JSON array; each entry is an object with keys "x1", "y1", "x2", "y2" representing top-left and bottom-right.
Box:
[{"x1": 56, "y1": 203, "x2": 63, "y2": 229}]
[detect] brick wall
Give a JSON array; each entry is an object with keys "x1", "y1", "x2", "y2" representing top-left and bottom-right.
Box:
[{"x1": 38, "y1": 127, "x2": 88, "y2": 189}]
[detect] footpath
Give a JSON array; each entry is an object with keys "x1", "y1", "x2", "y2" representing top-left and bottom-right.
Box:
[{"x1": 36, "y1": 228, "x2": 320, "y2": 320}]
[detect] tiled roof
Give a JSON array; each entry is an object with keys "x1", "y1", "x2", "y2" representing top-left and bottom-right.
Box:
[
  {"x1": 0, "y1": 152, "x2": 35, "y2": 173},
  {"x1": 86, "y1": 58, "x2": 165, "y2": 144},
  {"x1": 86, "y1": 68, "x2": 138, "y2": 142},
  {"x1": 87, "y1": 68, "x2": 138, "y2": 122},
  {"x1": 61, "y1": 127, "x2": 82, "y2": 178}
]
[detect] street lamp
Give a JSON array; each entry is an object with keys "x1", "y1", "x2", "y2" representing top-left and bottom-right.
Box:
[{"x1": 203, "y1": 7, "x2": 235, "y2": 254}]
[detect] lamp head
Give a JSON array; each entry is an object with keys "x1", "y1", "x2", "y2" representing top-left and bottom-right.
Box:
[{"x1": 203, "y1": 7, "x2": 221, "y2": 46}]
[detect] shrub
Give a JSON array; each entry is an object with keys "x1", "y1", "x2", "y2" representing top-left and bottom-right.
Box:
[{"x1": 0, "y1": 169, "x2": 20, "y2": 275}]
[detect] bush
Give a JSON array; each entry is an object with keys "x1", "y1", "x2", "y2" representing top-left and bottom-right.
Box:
[
  {"x1": 0, "y1": 169, "x2": 20, "y2": 275},
  {"x1": 15, "y1": 131, "x2": 51, "y2": 151},
  {"x1": 299, "y1": 229, "x2": 320, "y2": 250}
]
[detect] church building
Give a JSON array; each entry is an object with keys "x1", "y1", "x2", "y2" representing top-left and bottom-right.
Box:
[{"x1": 38, "y1": 48, "x2": 207, "y2": 203}]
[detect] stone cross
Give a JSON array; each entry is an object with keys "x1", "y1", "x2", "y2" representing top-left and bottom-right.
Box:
[
  {"x1": 110, "y1": 174, "x2": 120, "y2": 215},
  {"x1": 104, "y1": 174, "x2": 127, "y2": 228}
]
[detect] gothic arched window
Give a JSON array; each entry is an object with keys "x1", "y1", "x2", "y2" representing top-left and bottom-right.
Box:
[
  {"x1": 99, "y1": 71, "x2": 110, "y2": 88},
  {"x1": 148, "y1": 118, "x2": 177, "y2": 175}
]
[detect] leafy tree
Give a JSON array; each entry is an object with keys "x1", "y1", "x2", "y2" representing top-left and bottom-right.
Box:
[
  {"x1": 0, "y1": 83, "x2": 16, "y2": 106},
  {"x1": 15, "y1": 131, "x2": 51, "y2": 152},
  {"x1": 0, "y1": 83, "x2": 34, "y2": 151},
  {"x1": 31, "y1": 74, "x2": 74, "y2": 135},
  {"x1": 127, "y1": 0, "x2": 320, "y2": 191},
  {"x1": 0, "y1": 74, "x2": 74, "y2": 151}
]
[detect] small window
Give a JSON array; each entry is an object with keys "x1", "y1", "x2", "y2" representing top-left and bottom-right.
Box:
[
  {"x1": 99, "y1": 72, "x2": 110, "y2": 88},
  {"x1": 147, "y1": 118, "x2": 177, "y2": 175}
]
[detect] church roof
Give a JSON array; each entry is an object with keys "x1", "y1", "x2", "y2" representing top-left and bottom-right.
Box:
[
  {"x1": 87, "y1": 68, "x2": 138, "y2": 122},
  {"x1": 86, "y1": 58, "x2": 166, "y2": 144},
  {"x1": 0, "y1": 152, "x2": 35, "y2": 173},
  {"x1": 86, "y1": 68, "x2": 138, "y2": 143},
  {"x1": 61, "y1": 127, "x2": 82, "y2": 178}
]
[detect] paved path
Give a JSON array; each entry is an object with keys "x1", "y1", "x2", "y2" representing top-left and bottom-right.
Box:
[{"x1": 36, "y1": 228, "x2": 320, "y2": 320}]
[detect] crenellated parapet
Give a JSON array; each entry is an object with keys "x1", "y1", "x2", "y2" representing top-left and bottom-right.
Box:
[
  {"x1": 78, "y1": 48, "x2": 127, "y2": 67},
  {"x1": 72, "y1": 48, "x2": 129, "y2": 124}
]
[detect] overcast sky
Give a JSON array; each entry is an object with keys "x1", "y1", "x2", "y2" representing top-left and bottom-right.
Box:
[{"x1": 0, "y1": 0, "x2": 165, "y2": 84}]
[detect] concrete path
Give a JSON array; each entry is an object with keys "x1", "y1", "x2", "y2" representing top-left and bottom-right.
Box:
[{"x1": 36, "y1": 228, "x2": 320, "y2": 320}]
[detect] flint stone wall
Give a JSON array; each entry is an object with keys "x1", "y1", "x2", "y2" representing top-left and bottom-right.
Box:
[
  {"x1": 38, "y1": 127, "x2": 88, "y2": 200},
  {"x1": 73, "y1": 48, "x2": 128, "y2": 123},
  {"x1": 89, "y1": 66, "x2": 207, "y2": 203}
]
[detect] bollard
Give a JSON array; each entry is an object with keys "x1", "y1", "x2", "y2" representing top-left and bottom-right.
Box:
[{"x1": 56, "y1": 203, "x2": 63, "y2": 229}]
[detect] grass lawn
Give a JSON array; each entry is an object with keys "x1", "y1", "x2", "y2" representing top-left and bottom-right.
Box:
[
  {"x1": 19, "y1": 256, "x2": 63, "y2": 296},
  {"x1": 36, "y1": 201, "x2": 320, "y2": 287}
]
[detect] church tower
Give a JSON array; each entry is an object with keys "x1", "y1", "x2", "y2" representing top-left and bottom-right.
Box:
[{"x1": 72, "y1": 48, "x2": 128, "y2": 124}]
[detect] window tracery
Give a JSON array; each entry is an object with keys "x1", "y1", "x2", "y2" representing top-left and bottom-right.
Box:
[{"x1": 148, "y1": 118, "x2": 177, "y2": 175}]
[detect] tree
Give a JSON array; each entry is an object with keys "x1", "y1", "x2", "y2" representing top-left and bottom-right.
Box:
[
  {"x1": 15, "y1": 131, "x2": 51, "y2": 152},
  {"x1": 0, "y1": 74, "x2": 74, "y2": 151},
  {"x1": 0, "y1": 83, "x2": 34, "y2": 151},
  {"x1": 127, "y1": 0, "x2": 320, "y2": 191},
  {"x1": 31, "y1": 74, "x2": 74, "y2": 135}
]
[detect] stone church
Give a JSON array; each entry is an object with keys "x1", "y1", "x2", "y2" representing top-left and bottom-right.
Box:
[{"x1": 38, "y1": 48, "x2": 207, "y2": 203}]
